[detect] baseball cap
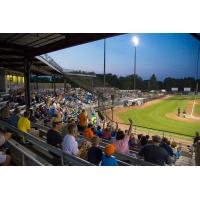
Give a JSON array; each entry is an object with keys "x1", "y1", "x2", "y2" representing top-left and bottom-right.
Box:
[
  {"x1": 104, "y1": 144, "x2": 116, "y2": 156},
  {"x1": 52, "y1": 117, "x2": 63, "y2": 124}
]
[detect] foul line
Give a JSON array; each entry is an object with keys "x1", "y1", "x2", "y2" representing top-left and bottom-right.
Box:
[{"x1": 191, "y1": 96, "x2": 196, "y2": 117}]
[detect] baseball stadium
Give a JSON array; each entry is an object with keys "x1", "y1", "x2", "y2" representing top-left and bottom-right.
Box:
[{"x1": 0, "y1": 33, "x2": 200, "y2": 166}]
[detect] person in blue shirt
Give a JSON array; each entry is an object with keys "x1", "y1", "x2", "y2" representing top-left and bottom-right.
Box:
[
  {"x1": 101, "y1": 144, "x2": 118, "y2": 166},
  {"x1": 9, "y1": 107, "x2": 21, "y2": 127},
  {"x1": 94, "y1": 125, "x2": 103, "y2": 137},
  {"x1": 159, "y1": 137, "x2": 174, "y2": 157}
]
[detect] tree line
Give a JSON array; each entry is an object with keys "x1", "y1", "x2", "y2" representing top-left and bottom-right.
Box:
[
  {"x1": 31, "y1": 73, "x2": 200, "y2": 91},
  {"x1": 96, "y1": 73, "x2": 200, "y2": 91}
]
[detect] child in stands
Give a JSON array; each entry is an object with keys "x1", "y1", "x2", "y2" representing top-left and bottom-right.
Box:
[
  {"x1": 101, "y1": 144, "x2": 118, "y2": 166},
  {"x1": 87, "y1": 136, "x2": 102, "y2": 165}
]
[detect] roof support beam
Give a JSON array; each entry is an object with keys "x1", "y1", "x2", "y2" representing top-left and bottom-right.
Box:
[
  {"x1": 24, "y1": 57, "x2": 31, "y2": 110},
  {"x1": 0, "y1": 50, "x2": 25, "y2": 56},
  {"x1": 0, "y1": 63, "x2": 23, "y2": 67},
  {"x1": 0, "y1": 58, "x2": 24, "y2": 62},
  {"x1": 0, "y1": 42, "x2": 31, "y2": 51},
  {"x1": 28, "y1": 33, "x2": 122, "y2": 56}
]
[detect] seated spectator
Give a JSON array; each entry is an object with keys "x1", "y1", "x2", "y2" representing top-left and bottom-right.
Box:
[
  {"x1": 171, "y1": 141, "x2": 178, "y2": 155},
  {"x1": 90, "y1": 112, "x2": 97, "y2": 125},
  {"x1": 102, "y1": 127, "x2": 112, "y2": 140},
  {"x1": 137, "y1": 134, "x2": 143, "y2": 149},
  {"x1": 94, "y1": 125, "x2": 103, "y2": 138},
  {"x1": 47, "y1": 117, "x2": 63, "y2": 148},
  {"x1": 175, "y1": 146, "x2": 182, "y2": 159},
  {"x1": 79, "y1": 140, "x2": 91, "y2": 160},
  {"x1": 138, "y1": 135, "x2": 172, "y2": 166},
  {"x1": 78, "y1": 109, "x2": 87, "y2": 132},
  {"x1": 29, "y1": 109, "x2": 37, "y2": 123},
  {"x1": 110, "y1": 122, "x2": 119, "y2": 139},
  {"x1": 34, "y1": 107, "x2": 41, "y2": 119},
  {"x1": 129, "y1": 135, "x2": 137, "y2": 148},
  {"x1": 101, "y1": 144, "x2": 118, "y2": 166},
  {"x1": 56, "y1": 105, "x2": 64, "y2": 119},
  {"x1": 1, "y1": 102, "x2": 11, "y2": 120},
  {"x1": 139, "y1": 136, "x2": 148, "y2": 149},
  {"x1": 9, "y1": 107, "x2": 21, "y2": 127},
  {"x1": 102, "y1": 122, "x2": 112, "y2": 140},
  {"x1": 62, "y1": 123, "x2": 79, "y2": 156},
  {"x1": 145, "y1": 135, "x2": 150, "y2": 141},
  {"x1": 159, "y1": 137, "x2": 174, "y2": 157},
  {"x1": 0, "y1": 131, "x2": 12, "y2": 166},
  {"x1": 194, "y1": 141, "x2": 200, "y2": 166},
  {"x1": 193, "y1": 132, "x2": 200, "y2": 144},
  {"x1": 113, "y1": 118, "x2": 133, "y2": 155},
  {"x1": 87, "y1": 136, "x2": 102, "y2": 165},
  {"x1": 17, "y1": 111, "x2": 31, "y2": 133},
  {"x1": 84, "y1": 124, "x2": 94, "y2": 139}
]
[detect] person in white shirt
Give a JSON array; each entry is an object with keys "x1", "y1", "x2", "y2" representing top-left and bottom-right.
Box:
[{"x1": 62, "y1": 124, "x2": 79, "y2": 156}]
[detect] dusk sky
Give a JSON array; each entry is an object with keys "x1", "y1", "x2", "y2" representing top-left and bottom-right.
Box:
[{"x1": 49, "y1": 33, "x2": 200, "y2": 81}]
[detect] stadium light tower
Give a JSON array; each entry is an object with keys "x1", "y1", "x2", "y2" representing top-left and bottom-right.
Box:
[{"x1": 132, "y1": 36, "x2": 139, "y2": 91}]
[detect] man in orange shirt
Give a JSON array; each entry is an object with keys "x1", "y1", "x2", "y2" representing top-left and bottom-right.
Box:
[{"x1": 78, "y1": 109, "x2": 87, "y2": 132}]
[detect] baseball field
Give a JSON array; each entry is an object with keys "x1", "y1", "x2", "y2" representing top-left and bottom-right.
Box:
[{"x1": 117, "y1": 95, "x2": 200, "y2": 137}]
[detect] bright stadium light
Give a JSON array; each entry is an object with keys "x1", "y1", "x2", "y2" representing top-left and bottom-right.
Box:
[
  {"x1": 131, "y1": 36, "x2": 140, "y2": 91},
  {"x1": 132, "y1": 36, "x2": 139, "y2": 46}
]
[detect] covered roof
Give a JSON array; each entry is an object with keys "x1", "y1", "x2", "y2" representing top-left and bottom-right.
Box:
[
  {"x1": 190, "y1": 33, "x2": 200, "y2": 42},
  {"x1": 0, "y1": 33, "x2": 122, "y2": 75},
  {"x1": 0, "y1": 33, "x2": 121, "y2": 56}
]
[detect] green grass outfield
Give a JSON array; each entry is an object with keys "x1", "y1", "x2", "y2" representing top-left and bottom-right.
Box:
[
  {"x1": 119, "y1": 95, "x2": 200, "y2": 137},
  {"x1": 194, "y1": 103, "x2": 200, "y2": 115}
]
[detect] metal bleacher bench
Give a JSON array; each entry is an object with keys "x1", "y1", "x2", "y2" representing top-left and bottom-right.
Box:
[
  {"x1": 8, "y1": 138, "x2": 52, "y2": 166},
  {"x1": 0, "y1": 120, "x2": 94, "y2": 166}
]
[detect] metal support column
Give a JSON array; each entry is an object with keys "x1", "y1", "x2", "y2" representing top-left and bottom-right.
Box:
[
  {"x1": 51, "y1": 74, "x2": 54, "y2": 94},
  {"x1": 196, "y1": 45, "x2": 200, "y2": 94},
  {"x1": 133, "y1": 46, "x2": 137, "y2": 91},
  {"x1": 91, "y1": 78, "x2": 94, "y2": 91},
  {"x1": 103, "y1": 39, "x2": 106, "y2": 121},
  {"x1": 103, "y1": 39, "x2": 106, "y2": 92},
  {"x1": 64, "y1": 76, "x2": 66, "y2": 92},
  {"x1": 53, "y1": 75, "x2": 56, "y2": 95},
  {"x1": 36, "y1": 75, "x2": 39, "y2": 90},
  {"x1": 24, "y1": 57, "x2": 31, "y2": 111}
]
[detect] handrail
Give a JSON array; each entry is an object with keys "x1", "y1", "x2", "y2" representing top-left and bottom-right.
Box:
[
  {"x1": 8, "y1": 138, "x2": 52, "y2": 166},
  {"x1": 0, "y1": 120, "x2": 94, "y2": 166},
  {"x1": 38, "y1": 54, "x2": 63, "y2": 74}
]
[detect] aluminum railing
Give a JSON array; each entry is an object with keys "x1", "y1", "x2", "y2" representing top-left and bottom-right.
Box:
[{"x1": 8, "y1": 138, "x2": 52, "y2": 166}]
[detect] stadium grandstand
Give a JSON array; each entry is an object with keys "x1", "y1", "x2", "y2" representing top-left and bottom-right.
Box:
[{"x1": 0, "y1": 33, "x2": 200, "y2": 166}]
